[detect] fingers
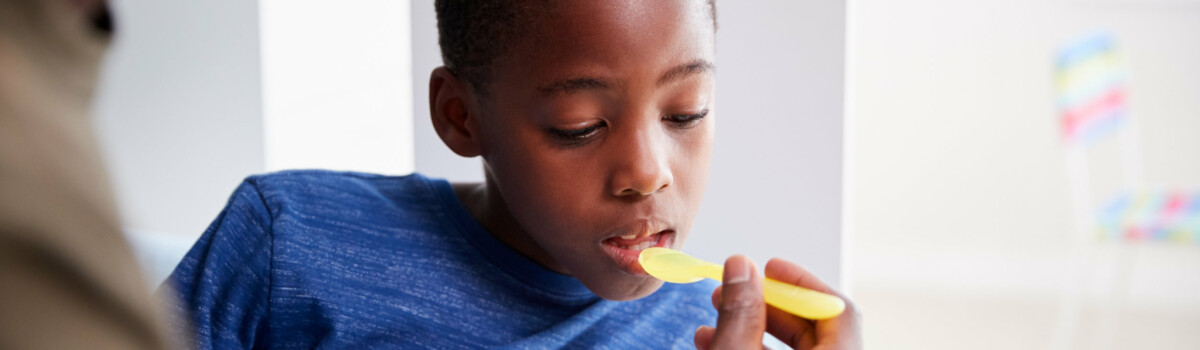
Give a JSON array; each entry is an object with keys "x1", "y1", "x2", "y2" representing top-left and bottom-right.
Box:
[
  {"x1": 763, "y1": 258, "x2": 839, "y2": 297},
  {"x1": 764, "y1": 258, "x2": 863, "y2": 350},
  {"x1": 705, "y1": 257, "x2": 861, "y2": 349},
  {"x1": 765, "y1": 303, "x2": 816, "y2": 347},
  {"x1": 694, "y1": 326, "x2": 715, "y2": 350},
  {"x1": 710, "y1": 259, "x2": 820, "y2": 348},
  {"x1": 708, "y1": 255, "x2": 766, "y2": 349}
]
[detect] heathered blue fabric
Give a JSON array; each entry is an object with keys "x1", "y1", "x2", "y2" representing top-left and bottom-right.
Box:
[{"x1": 162, "y1": 170, "x2": 717, "y2": 349}]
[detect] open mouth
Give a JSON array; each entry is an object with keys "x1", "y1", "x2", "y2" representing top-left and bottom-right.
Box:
[{"x1": 601, "y1": 229, "x2": 675, "y2": 275}]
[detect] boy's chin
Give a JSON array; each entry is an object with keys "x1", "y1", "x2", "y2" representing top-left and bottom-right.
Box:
[{"x1": 586, "y1": 276, "x2": 667, "y2": 302}]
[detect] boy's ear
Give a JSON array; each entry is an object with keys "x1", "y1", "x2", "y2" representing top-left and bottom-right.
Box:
[{"x1": 429, "y1": 67, "x2": 482, "y2": 158}]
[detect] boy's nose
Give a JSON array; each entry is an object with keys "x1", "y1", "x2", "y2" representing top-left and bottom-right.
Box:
[{"x1": 609, "y1": 134, "x2": 674, "y2": 198}]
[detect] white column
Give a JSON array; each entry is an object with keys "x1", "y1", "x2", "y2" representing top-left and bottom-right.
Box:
[{"x1": 260, "y1": 0, "x2": 414, "y2": 174}]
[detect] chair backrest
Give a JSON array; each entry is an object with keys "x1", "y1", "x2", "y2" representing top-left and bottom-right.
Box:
[{"x1": 1056, "y1": 32, "x2": 1199, "y2": 244}]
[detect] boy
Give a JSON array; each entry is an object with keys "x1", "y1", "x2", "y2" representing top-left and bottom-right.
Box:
[{"x1": 163, "y1": 0, "x2": 860, "y2": 348}]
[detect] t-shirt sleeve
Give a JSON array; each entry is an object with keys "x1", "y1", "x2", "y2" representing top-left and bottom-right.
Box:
[{"x1": 158, "y1": 180, "x2": 274, "y2": 349}]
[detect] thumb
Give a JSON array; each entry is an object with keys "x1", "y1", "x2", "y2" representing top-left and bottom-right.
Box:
[{"x1": 709, "y1": 255, "x2": 766, "y2": 349}]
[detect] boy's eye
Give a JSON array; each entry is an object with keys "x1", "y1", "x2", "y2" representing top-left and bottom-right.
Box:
[
  {"x1": 547, "y1": 121, "x2": 607, "y2": 145},
  {"x1": 664, "y1": 109, "x2": 709, "y2": 128}
]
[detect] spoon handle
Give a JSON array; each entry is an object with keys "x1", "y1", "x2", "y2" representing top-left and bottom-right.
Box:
[
  {"x1": 762, "y1": 278, "x2": 845, "y2": 320},
  {"x1": 699, "y1": 263, "x2": 845, "y2": 320}
]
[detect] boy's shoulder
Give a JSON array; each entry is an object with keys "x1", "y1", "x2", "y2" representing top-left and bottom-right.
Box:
[
  {"x1": 225, "y1": 169, "x2": 457, "y2": 247},
  {"x1": 244, "y1": 169, "x2": 429, "y2": 195},
  {"x1": 238, "y1": 170, "x2": 442, "y2": 211}
]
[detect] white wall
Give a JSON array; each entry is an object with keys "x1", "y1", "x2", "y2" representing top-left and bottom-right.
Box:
[
  {"x1": 698, "y1": 0, "x2": 846, "y2": 286},
  {"x1": 260, "y1": 0, "x2": 414, "y2": 174},
  {"x1": 94, "y1": 0, "x2": 414, "y2": 283},
  {"x1": 94, "y1": 0, "x2": 266, "y2": 241},
  {"x1": 849, "y1": 0, "x2": 1200, "y2": 349},
  {"x1": 410, "y1": 1, "x2": 847, "y2": 286}
]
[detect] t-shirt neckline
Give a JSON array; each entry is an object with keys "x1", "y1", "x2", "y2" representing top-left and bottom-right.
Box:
[{"x1": 423, "y1": 174, "x2": 596, "y2": 299}]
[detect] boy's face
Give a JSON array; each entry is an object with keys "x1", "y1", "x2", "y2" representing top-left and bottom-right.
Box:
[{"x1": 471, "y1": 0, "x2": 715, "y2": 300}]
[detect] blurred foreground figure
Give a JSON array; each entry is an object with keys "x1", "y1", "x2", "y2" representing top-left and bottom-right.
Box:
[{"x1": 0, "y1": 0, "x2": 167, "y2": 348}]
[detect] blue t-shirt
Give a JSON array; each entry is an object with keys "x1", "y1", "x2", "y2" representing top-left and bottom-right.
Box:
[{"x1": 162, "y1": 170, "x2": 717, "y2": 349}]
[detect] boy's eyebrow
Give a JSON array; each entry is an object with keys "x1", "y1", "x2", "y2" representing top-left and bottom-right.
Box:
[
  {"x1": 537, "y1": 76, "x2": 612, "y2": 97},
  {"x1": 657, "y1": 59, "x2": 715, "y2": 86},
  {"x1": 536, "y1": 59, "x2": 715, "y2": 97}
]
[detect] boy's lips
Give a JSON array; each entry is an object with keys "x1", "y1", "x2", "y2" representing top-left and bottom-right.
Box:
[{"x1": 601, "y1": 230, "x2": 676, "y2": 276}]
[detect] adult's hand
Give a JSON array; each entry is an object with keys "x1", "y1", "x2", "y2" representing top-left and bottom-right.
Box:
[{"x1": 694, "y1": 256, "x2": 861, "y2": 350}]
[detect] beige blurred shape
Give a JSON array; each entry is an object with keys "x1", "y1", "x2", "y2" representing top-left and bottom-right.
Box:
[{"x1": 0, "y1": 0, "x2": 168, "y2": 348}]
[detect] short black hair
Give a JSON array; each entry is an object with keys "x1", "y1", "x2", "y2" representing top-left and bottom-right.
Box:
[{"x1": 435, "y1": 0, "x2": 717, "y2": 95}]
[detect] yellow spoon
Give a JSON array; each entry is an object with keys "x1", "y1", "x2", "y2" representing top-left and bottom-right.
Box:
[{"x1": 638, "y1": 247, "x2": 845, "y2": 320}]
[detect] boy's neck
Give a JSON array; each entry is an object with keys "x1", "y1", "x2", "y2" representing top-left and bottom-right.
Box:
[{"x1": 452, "y1": 175, "x2": 567, "y2": 275}]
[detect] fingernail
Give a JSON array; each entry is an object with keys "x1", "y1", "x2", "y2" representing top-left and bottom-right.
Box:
[{"x1": 725, "y1": 256, "x2": 751, "y2": 284}]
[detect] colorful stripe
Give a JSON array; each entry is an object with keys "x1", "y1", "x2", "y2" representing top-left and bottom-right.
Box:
[
  {"x1": 1055, "y1": 32, "x2": 1128, "y2": 146},
  {"x1": 1098, "y1": 191, "x2": 1200, "y2": 243}
]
